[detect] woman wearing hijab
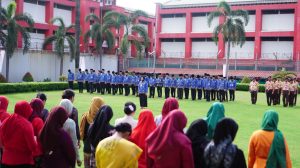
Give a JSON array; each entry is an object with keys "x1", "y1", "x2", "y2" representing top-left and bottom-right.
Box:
[
  {"x1": 146, "y1": 110, "x2": 194, "y2": 168},
  {"x1": 0, "y1": 101, "x2": 38, "y2": 167},
  {"x1": 59, "y1": 99, "x2": 81, "y2": 167},
  {"x1": 0, "y1": 96, "x2": 10, "y2": 122},
  {"x1": 39, "y1": 106, "x2": 76, "y2": 168},
  {"x1": 29, "y1": 98, "x2": 45, "y2": 137},
  {"x1": 186, "y1": 119, "x2": 209, "y2": 168},
  {"x1": 204, "y1": 102, "x2": 225, "y2": 139},
  {"x1": 131, "y1": 109, "x2": 156, "y2": 168},
  {"x1": 154, "y1": 97, "x2": 179, "y2": 126},
  {"x1": 79, "y1": 97, "x2": 104, "y2": 168},
  {"x1": 248, "y1": 110, "x2": 292, "y2": 168},
  {"x1": 96, "y1": 123, "x2": 142, "y2": 168},
  {"x1": 87, "y1": 105, "x2": 114, "y2": 168},
  {"x1": 204, "y1": 118, "x2": 246, "y2": 168}
]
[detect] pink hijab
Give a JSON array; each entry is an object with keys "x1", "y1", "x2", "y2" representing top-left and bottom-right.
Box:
[{"x1": 162, "y1": 98, "x2": 179, "y2": 120}]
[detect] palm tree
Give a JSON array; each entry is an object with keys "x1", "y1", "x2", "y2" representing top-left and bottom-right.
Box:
[
  {"x1": 208, "y1": 1, "x2": 249, "y2": 79},
  {"x1": 0, "y1": 1, "x2": 34, "y2": 81},
  {"x1": 84, "y1": 14, "x2": 115, "y2": 69},
  {"x1": 43, "y1": 17, "x2": 75, "y2": 76},
  {"x1": 74, "y1": 0, "x2": 80, "y2": 71},
  {"x1": 104, "y1": 10, "x2": 150, "y2": 69}
]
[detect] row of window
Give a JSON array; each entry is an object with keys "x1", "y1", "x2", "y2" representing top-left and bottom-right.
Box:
[
  {"x1": 24, "y1": 0, "x2": 72, "y2": 10},
  {"x1": 161, "y1": 37, "x2": 294, "y2": 42}
]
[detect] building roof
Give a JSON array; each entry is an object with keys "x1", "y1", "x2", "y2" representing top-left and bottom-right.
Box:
[{"x1": 161, "y1": 0, "x2": 298, "y2": 9}]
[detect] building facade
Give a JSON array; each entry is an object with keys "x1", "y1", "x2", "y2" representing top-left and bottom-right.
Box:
[
  {"x1": 155, "y1": 0, "x2": 300, "y2": 61},
  {"x1": 1, "y1": 0, "x2": 155, "y2": 57}
]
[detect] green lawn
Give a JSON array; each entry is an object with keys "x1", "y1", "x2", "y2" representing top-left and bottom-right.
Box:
[{"x1": 3, "y1": 90, "x2": 300, "y2": 167}]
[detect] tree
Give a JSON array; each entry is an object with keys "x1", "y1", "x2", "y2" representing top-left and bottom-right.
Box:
[
  {"x1": 42, "y1": 17, "x2": 75, "y2": 76},
  {"x1": 104, "y1": 10, "x2": 150, "y2": 69},
  {"x1": 84, "y1": 14, "x2": 115, "y2": 69},
  {"x1": 74, "y1": 0, "x2": 80, "y2": 71},
  {"x1": 208, "y1": 1, "x2": 249, "y2": 79},
  {"x1": 0, "y1": 1, "x2": 34, "y2": 81}
]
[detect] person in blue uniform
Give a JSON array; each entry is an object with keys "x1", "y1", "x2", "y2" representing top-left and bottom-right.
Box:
[
  {"x1": 93, "y1": 70, "x2": 98, "y2": 93},
  {"x1": 224, "y1": 77, "x2": 229, "y2": 102},
  {"x1": 135, "y1": 73, "x2": 140, "y2": 97},
  {"x1": 118, "y1": 71, "x2": 124, "y2": 95},
  {"x1": 184, "y1": 74, "x2": 190, "y2": 99},
  {"x1": 210, "y1": 76, "x2": 217, "y2": 101},
  {"x1": 111, "y1": 71, "x2": 117, "y2": 95},
  {"x1": 105, "y1": 71, "x2": 112, "y2": 94},
  {"x1": 156, "y1": 74, "x2": 163, "y2": 98},
  {"x1": 190, "y1": 75, "x2": 197, "y2": 100},
  {"x1": 88, "y1": 69, "x2": 95, "y2": 93},
  {"x1": 123, "y1": 71, "x2": 131, "y2": 96},
  {"x1": 130, "y1": 72, "x2": 137, "y2": 95},
  {"x1": 84, "y1": 69, "x2": 90, "y2": 93},
  {"x1": 149, "y1": 74, "x2": 156, "y2": 98},
  {"x1": 99, "y1": 69, "x2": 105, "y2": 95},
  {"x1": 196, "y1": 75, "x2": 203, "y2": 100},
  {"x1": 76, "y1": 68, "x2": 84, "y2": 93},
  {"x1": 177, "y1": 74, "x2": 184, "y2": 99},
  {"x1": 204, "y1": 76, "x2": 211, "y2": 101},
  {"x1": 68, "y1": 69, "x2": 75, "y2": 90},
  {"x1": 138, "y1": 76, "x2": 148, "y2": 108},
  {"x1": 218, "y1": 77, "x2": 225, "y2": 102},
  {"x1": 228, "y1": 76, "x2": 237, "y2": 101},
  {"x1": 202, "y1": 75, "x2": 208, "y2": 99},
  {"x1": 170, "y1": 75, "x2": 177, "y2": 97},
  {"x1": 164, "y1": 73, "x2": 171, "y2": 99},
  {"x1": 96, "y1": 70, "x2": 101, "y2": 93},
  {"x1": 216, "y1": 76, "x2": 221, "y2": 101}
]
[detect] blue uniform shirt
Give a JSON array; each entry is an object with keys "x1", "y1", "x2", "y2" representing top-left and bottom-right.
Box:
[
  {"x1": 123, "y1": 75, "x2": 131, "y2": 84},
  {"x1": 88, "y1": 73, "x2": 95, "y2": 83},
  {"x1": 85, "y1": 73, "x2": 90, "y2": 81},
  {"x1": 176, "y1": 78, "x2": 184, "y2": 88},
  {"x1": 205, "y1": 79, "x2": 212, "y2": 90},
  {"x1": 149, "y1": 77, "x2": 156, "y2": 87},
  {"x1": 138, "y1": 81, "x2": 148, "y2": 94},
  {"x1": 184, "y1": 78, "x2": 191, "y2": 88},
  {"x1": 224, "y1": 80, "x2": 229, "y2": 90},
  {"x1": 171, "y1": 78, "x2": 177, "y2": 88},
  {"x1": 190, "y1": 78, "x2": 197, "y2": 88},
  {"x1": 76, "y1": 72, "x2": 84, "y2": 82},
  {"x1": 211, "y1": 79, "x2": 218, "y2": 90},
  {"x1": 164, "y1": 77, "x2": 171, "y2": 87},
  {"x1": 99, "y1": 73, "x2": 105, "y2": 82},
  {"x1": 68, "y1": 72, "x2": 75, "y2": 81},
  {"x1": 218, "y1": 80, "x2": 225, "y2": 90},
  {"x1": 228, "y1": 80, "x2": 237, "y2": 90},
  {"x1": 156, "y1": 78, "x2": 164, "y2": 87},
  {"x1": 196, "y1": 78, "x2": 203, "y2": 89}
]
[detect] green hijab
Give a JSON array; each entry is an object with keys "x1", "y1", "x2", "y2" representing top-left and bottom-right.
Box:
[
  {"x1": 204, "y1": 102, "x2": 225, "y2": 139},
  {"x1": 261, "y1": 110, "x2": 286, "y2": 168}
]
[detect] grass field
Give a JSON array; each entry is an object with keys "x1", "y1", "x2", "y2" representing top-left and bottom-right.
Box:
[{"x1": 3, "y1": 90, "x2": 300, "y2": 167}]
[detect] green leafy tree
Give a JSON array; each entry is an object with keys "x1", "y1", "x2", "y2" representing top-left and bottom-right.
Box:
[
  {"x1": 208, "y1": 1, "x2": 249, "y2": 79},
  {"x1": 42, "y1": 18, "x2": 75, "y2": 76},
  {"x1": 0, "y1": 1, "x2": 34, "y2": 81},
  {"x1": 74, "y1": 0, "x2": 80, "y2": 71},
  {"x1": 84, "y1": 14, "x2": 115, "y2": 69}
]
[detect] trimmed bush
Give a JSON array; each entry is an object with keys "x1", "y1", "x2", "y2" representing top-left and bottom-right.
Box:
[
  {"x1": 0, "y1": 74, "x2": 7, "y2": 83},
  {"x1": 240, "y1": 76, "x2": 251, "y2": 84},
  {"x1": 59, "y1": 75, "x2": 67, "y2": 82},
  {"x1": 272, "y1": 71, "x2": 297, "y2": 80},
  {"x1": 22, "y1": 72, "x2": 34, "y2": 82}
]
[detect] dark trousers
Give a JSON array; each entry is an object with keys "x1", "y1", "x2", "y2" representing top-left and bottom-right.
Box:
[
  {"x1": 229, "y1": 90, "x2": 235, "y2": 101},
  {"x1": 289, "y1": 91, "x2": 295, "y2": 107},
  {"x1": 178, "y1": 88, "x2": 183, "y2": 99},
  {"x1": 294, "y1": 91, "x2": 298, "y2": 106},
  {"x1": 112, "y1": 84, "x2": 117, "y2": 95},
  {"x1": 203, "y1": 89, "x2": 206, "y2": 99},
  {"x1": 282, "y1": 90, "x2": 289, "y2": 107},
  {"x1": 85, "y1": 81, "x2": 90, "y2": 92},
  {"x1": 251, "y1": 91, "x2": 258, "y2": 104},
  {"x1": 139, "y1": 93, "x2": 147, "y2": 108},
  {"x1": 273, "y1": 89, "x2": 279, "y2": 105},
  {"x1": 124, "y1": 84, "x2": 130, "y2": 96},
  {"x1": 78, "y1": 82, "x2": 83, "y2": 93},
  {"x1": 165, "y1": 87, "x2": 170, "y2": 99},
  {"x1": 89, "y1": 82, "x2": 94, "y2": 93},
  {"x1": 96, "y1": 83, "x2": 100, "y2": 93},
  {"x1": 206, "y1": 90, "x2": 211, "y2": 101},
  {"x1": 197, "y1": 89, "x2": 202, "y2": 100},
  {"x1": 184, "y1": 88, "x2": 189, "y2": 99},
  {"x1": 217, "y1": 90, "x2": 220, "y2": 100},
  {"x1": 118, "y1": 84, "x2": 123, "y2": 95},
  {"x1": 157, "y1": 86, "x2": 162, "y2": 97},
  {"x1": 219, "y1": 90, "x2": 225, "y2": 102},
  {"x1": 278, "y1": 89, "x2": 282, "y2": 105},
  {"x1": 171, "y1": 87, "x2": 176, "y2": 97},
  {"x1": 191, "y1": 88, "x2": 196, "y2": 100},
  {"x1": 68, "y1": 81, "x2": 74, "y2": 90},
  {"x1": 225, "y1": 90, "x2": 228, "y2": 101},
  {"x1": 93, "y1": 83, "x2": 97, "y2": 92},
  {"x1": 136, "y1": 86, "x2": 139, "y2": 96},
  {"x1": 211, "y1": 89, "x2": 216, "y2": 100},
  {"x1": 150, "y1": 86, "x2": 155, "y2": 98},
  {"x1": 131, "y1": 84, "x2": 136, "y2": 95},
  {"x1": 266, "y1": 90, "x2": 273, "y2": 106},
  {"x1": 100, "y1": 82, "x2": 105, "y2": 94}
]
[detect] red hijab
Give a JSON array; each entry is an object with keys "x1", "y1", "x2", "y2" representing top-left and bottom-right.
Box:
[
  {"x1": 29, "y1": 98, "x2": 44, "y2": 121},
  {"x1": 14, "y1": 101, "x2": 33, "y2": 120},
  {"x1": 146, "y1": 109, "x2": 187, "y2": 158},
  {"x1": 131, "y1": 109, "x2": 156, "y2": 149},
  {"x1": 0, "y1": 96, "x2": 10, "y2": 122},
  {"x1": 162, "y1": 97, "x2": 179, "y2": 120}
]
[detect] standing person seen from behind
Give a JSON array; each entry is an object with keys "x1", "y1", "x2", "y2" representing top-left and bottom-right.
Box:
[
  {"x1": 138, "y1": 76, "x2": 148, "y2": 109},
  {"x1": 67, "y1": 69, "x2": 74, "y2": 90},
  {"x1": 249, "y1": 78, "x2": 259, "y2": 105},
  {"x1": 115, "y1": 102, "x2": 138, "y2": 129}
]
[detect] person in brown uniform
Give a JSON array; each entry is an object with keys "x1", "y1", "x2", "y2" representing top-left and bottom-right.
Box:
[
  {"x1": 265, "y1": 76, "x2": 273, "y2": 106},
  {"x1": 281, "y1": 78, "x2": 290, "y2": 107},
  {"x1": 293, "y1": 78, "x2": 298, "y2": 106},
  {"x1": 272, "y1": 78, "x2": 280, "y2": 105},
  {"x1": 249, "y1": 78, "x2": 259, "y2": 104},
  {"x1": 289, "y1": 79, "x2": 296, "y2": 107},
  {"x1": 277, "y1": 78, "x2": 283, "y2": 105}
]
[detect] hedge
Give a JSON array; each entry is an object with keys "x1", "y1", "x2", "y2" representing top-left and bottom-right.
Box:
[{"x1": 0, "y1": 82, "x2": 299, "y2": 94}]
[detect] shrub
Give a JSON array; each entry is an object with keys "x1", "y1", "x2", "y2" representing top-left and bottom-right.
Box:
[
  {"x1": 59, "y1": 75, "x2": 67, "y2": 82},
  {"x1": 240, "y1": 76, "x2": 251, "y2": 84},
  {"x1": 0, "y1": 74, "x2": 7, "y2": 83},
  {"x1": 43, "y1": 78, "x2": 51, "y2": 82},
  {"x1": 272, "y1": 71, "x2": 296, "y2": 80},
  {"x1": 22, "y1": 72, "x2": 34, "y2": 82}
]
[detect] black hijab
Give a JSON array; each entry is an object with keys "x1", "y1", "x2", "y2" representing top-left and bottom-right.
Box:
[
  {"x1": 87, "y1": 105, "x2": 114, "y2": 149},
  {"x1": 213, "y1": 118, "x2": 238, "y2": 145}
]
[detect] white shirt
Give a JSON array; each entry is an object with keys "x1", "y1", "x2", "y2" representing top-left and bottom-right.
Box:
[
  {"x1": 63, "y1": 118, "x2": 80, "y2": 160},
  {"x1": 115, "y1": 115, "x2": 138, "y2": 129}
]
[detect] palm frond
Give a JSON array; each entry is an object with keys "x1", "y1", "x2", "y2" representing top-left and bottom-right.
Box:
[
  {"x1": 14, "y1": 13, "x2": 35, "y2": 29},
  {"x1": 212, "y1": 24, "x2": 223, "y2": 44},
  {"x1": 120, "y1": 34, "x2": 129, "y2": 56},
  {"x1": 16, "y1": 25, "x2": 31, "y2": 54},
  {"x1": 94, "y1": 32, "x2": 103, "y2": 52},
  {"x1": 54, "y1": 37, "x2": 65, "y2": 58},
  {"x1": 51, "y1": 17, "x2": 65, "y2": 28},
  {"x1": 231, "y1": 10, "x2": 249, "y2": 26},
  {"x1": 132, "y1": 38, "x2": 143, "y2": 59},
  {"x1": 6, "y1": 1, "x2": 16, "y2": 19},
  {"x1": 207, "y1": 11, "x2": 222, "y2": 27},
  {"x1": 83, "y1": 30, "x2": 91, "y2": 45},
  {"x1": 66, "y1": 35, "x2": 75, "y2": 60},
  {"x1": 0, "y1": 7, "x2": 8, "y2": 21},
  {"x1": 131, "y1": 24, "x2": 150, "y2": 47},
  {"x1": 104, "y1": 29, "x2": 115, "y2": 49},
  {"x1": 130, "y1": 10, "x2": 148, "y2": 22},
  {"x1": 218, "y1": 1, "x2": 231, "y2": 14},
  {"x1": 103, "y1": 11, "x2": 122, "y2": 21},
  {"x1": 85, "y1": 13, "x2": 101, "y2": 23},
  {"x1": 66, "y1": 24, "x2": 75, "y2": 32},
  {"x1": 42, "y1": 35, "x2": 57, "y2": 49},
  {"x1": 6, "y1": 20, "x2": 18, "y2": 58}
]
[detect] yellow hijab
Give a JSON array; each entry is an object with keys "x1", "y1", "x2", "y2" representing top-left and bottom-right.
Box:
[{"x1": 80, "y1": 97, "x2": 104, "y2": 140}]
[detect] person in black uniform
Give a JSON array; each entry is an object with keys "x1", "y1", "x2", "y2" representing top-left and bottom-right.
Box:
[
  {"x1": 190, "y1": 75, "x2": 197, "y2": 101},
  {"x1": 170, "y1": 75, "x2": 176, "y2": 97},
  {"x1": 164, "y1": 73, "x2": 171, "y2": 99},
  {"x1": 156, "y1": 73, "x2": 163, "y2": 98}
]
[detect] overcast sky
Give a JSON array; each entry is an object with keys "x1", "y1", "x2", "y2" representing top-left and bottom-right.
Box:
[{"x1": 116, "y1": 0, "x2": 169, "y2": 15}]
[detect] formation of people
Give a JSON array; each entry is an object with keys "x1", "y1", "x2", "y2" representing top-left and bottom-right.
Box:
[
  {"x1": 0, "y1": 91, "x2": 293, "y2": 168},
  {"x1": 249, "y1": 77, "x2": 298, "y2": 107},
  {"x1": 68, "y1": 69, "x2": 238, "y2": 108}
]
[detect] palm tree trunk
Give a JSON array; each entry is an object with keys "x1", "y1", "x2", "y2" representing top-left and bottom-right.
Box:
[
  {"x1": 226, "y1": 41, "x2": 230, "y2": 79},
  {"x1": 60, "y1": 57, "x2": 63, "y2": 76},
  {"x1": 99, "y1": 47, "x2": 102, "y2": 69},
  {"x1": 74, "y1": 0, "x2": 80, "y2": 70},
  {"x1": 5, "y1": 54, "x2": 9, "y2": 82}
]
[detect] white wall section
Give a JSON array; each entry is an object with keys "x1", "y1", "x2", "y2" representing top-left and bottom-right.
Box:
[
  {"x1": 192, "y1": 41, "x2": 218, "y2": 58},
  {"x1": 261, "y1": 41, "x2": 293, "y2": 60},
  {"x1": 262, "y1": 14, "x2": 294, "y2": 31},
  {"x1": 24, "y1": 2, "x2": 45, "y2": 23},
  {"x1": 161, "y1": 42, "x2": 185, "y2": 58},
  {"x1": 162, "y1": 17, "x2": 186, "y2": 33}
]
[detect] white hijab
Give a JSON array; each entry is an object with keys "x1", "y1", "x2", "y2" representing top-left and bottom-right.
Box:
[{"x1": 59, "y1": 99, "x2": 73, "y2": 116}]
